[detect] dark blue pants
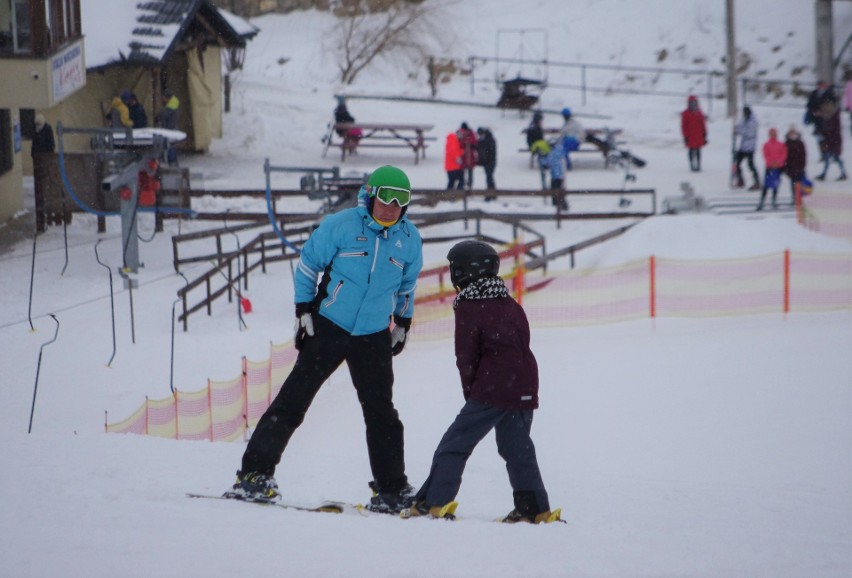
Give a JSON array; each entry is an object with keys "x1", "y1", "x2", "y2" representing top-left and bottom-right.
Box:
[
  {"x1": 241, "y1": 314, "x2": 407, "y2": 492},
  {"x1": 414, "y1": 399, "x2": 549, "y2": 511},
  {"x1": 447, "y1": 169, "x2": 464, "y2": 190}
]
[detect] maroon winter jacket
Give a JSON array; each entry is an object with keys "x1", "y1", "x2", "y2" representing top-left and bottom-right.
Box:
[
  {"x1": 457, "y1": 127, "x2": 479, "y2": 169},
  {"x1": 453, "y1": 296, "x2": 539, "y2": 410},
  {"x1": 820, "y1": 109, "x2": 843, "y2": 156},
  {"x1": 784, "y1": 136, "x2": 807, "y2": 180}
]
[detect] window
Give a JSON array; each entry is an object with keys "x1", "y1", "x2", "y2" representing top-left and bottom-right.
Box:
[
  {"x1": 11, "y1": 0, "x2": 31, "y2": 53},
  {"x1": 0, "y1": 109, "x2": 13, "y2": 176}
]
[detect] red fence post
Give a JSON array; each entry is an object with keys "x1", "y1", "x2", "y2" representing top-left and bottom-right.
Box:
[
  {"x1": 208, "y1": 379, "x2": 213, "y2": 442},
  {"x1": 174, "y1": 390, "x2": 179, "y2": 440},
  {"x1": 784, "y1": 249, "x2": 791, "y2": 314},
  {"x1": 649, "y1": 255, "x2": 656, "y2": 318},
  {"x1": 795, "y1": 183, "x2": 803, "y2": 224}
]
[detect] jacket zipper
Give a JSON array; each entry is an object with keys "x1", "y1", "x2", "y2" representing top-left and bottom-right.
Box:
[{"x1": 368, "y1": 235, "x2": 381, "y2": 283}]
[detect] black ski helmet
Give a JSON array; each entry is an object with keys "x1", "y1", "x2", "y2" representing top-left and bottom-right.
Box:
[{"x1": 446, "y1": 240, "x2": 500, "y2": 289}]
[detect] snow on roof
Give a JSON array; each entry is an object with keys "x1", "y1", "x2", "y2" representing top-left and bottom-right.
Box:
[
  {"x1": 217, "y1": 7, "x2": 259, "y2": 39},
  {"x1": 81, "y1": 0, "x2": 251, "y2": 70}
]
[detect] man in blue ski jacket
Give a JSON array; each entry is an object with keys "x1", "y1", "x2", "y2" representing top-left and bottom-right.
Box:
[{"x1": 228, "y1": 165, "x2": 423, "y2": 513}]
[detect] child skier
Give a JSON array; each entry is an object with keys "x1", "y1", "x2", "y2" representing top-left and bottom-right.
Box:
[
  {"x1": 402, "y1": 240, "x2": 561, "y2": 523},
  {"x1": 756, "y1": 128, "x2": 788, "y2": 211},
  {"x1": 530, "y1": 137, "x2": 569, "y2": 211}
]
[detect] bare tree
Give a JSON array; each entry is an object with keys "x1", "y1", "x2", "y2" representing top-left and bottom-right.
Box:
[{"x1": 331, "y1": 0, "x2": 448, "y2": 85}]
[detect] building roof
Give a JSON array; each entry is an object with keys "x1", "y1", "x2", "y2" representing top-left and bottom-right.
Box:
[{"x1": 82, "y1": 0, "x2": 258, "y2": 71}]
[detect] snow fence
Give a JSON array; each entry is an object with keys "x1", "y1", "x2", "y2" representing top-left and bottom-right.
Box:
[{"x1": 106, "y1": 249, "x2": 852, "y2": 439}]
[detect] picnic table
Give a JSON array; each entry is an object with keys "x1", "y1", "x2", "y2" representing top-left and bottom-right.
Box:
[
  {"x1": 521, "y1": 127, "x2": 624, "y2": 168},
  {"x1": 322, "y1": 122, "x2": 436, "y2": 164}
]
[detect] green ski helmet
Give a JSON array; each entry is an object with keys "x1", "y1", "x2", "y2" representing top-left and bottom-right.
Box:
[{"x1": 366, "y1": 165, "x2": 412, "y2": 217}]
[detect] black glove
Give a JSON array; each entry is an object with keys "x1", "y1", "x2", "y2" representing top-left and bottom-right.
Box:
[
  {"x1": 390, "y1": 315, "x2": 411, "y2": 356},
  {"x1": 294, "y1": 302, "x2": 315, "y2": 351}
]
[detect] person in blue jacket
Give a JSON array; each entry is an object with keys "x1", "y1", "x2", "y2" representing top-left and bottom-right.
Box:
[{"x1": 228, "y1": 165, "x2": 424, "y2": 513}]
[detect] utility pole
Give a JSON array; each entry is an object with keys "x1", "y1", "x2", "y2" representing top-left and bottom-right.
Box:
[
  {"x1": 815, "y1": 0, "x2": 834, "y2": 83},
  {"x1": 725, "y1": 0, "x2": 737, "y2": 118}
]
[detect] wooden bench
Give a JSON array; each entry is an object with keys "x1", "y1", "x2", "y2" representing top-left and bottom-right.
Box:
[
  {"x1": 521, "y1": 127, "x2": 624, "y2": 168},
  {"x1": 322, "y1": 122, "x2": 436, "y2": 164}
]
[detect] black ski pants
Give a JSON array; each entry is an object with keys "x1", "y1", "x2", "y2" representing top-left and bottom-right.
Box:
[
  {"x1": 414, "y1": 399, "x2": 549, "y2": 512},
  {"x1": 241, "y1": 314, "x2": 407, "y2": 492},
  {"x1": 735, "y1": 150, "x2": 759, "y2": 184}
]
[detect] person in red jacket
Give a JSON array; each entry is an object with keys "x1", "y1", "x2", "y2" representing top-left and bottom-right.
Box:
[
  {"x1": 403, "y1": 241, "x2": 561, "y2": 524},
  {"x1": 444, "y1": 131, "x2": 464, "y2": 190},
  {"x1": 757, "y1": 128, "x2": 788, "y2": 211},
  {"x1": 681, "y1": 95, "x2": 707, "y2": 171}
]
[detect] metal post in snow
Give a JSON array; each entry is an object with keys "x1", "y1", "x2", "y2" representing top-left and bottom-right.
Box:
[
  {"x1": 223, "y1": 210, "x2": 247, "y2": 331},
  {"x1": 95, "y1": 240, "x2": 117, "y2": 366},
  {"x1": 170, "y1": 272, "x2": 189, "y2": 396},
  {"x1": 60, "y1": 200, "x2": 70, "y2": 276},
  {"x1": 28, "y1": 314, "x2": 60, "y2": 433},
  {"x1": 128, "y1": 280, "x2": 136, "y2": 344},
  {"x1": 27, "y1": 231, "x2": 37, "y2": 332}
]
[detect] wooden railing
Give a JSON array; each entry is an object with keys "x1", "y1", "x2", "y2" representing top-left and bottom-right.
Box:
[{"x1": 173, "y1": 207, "x2": 645, "y2": 331}]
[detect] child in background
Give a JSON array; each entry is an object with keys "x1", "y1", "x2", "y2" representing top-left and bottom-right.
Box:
[
  {"x1": 402, "y1": 241, "x2": 562, "y2": 524},
  {"x1": 757, "y1": 128, "x2": 788, "y2": 211},
  {"x1": 783, "y1": 127, "x2": 808, "y2": 203}
]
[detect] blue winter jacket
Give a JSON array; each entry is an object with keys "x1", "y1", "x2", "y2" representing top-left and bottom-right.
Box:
[{"x1": 294, "y1": 187, "x2": 423, "y2": 336}]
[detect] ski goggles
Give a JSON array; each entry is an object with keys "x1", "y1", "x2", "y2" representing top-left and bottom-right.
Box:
[{"x1": 370, "y1": 185, "x2": 411, "y2": 207}]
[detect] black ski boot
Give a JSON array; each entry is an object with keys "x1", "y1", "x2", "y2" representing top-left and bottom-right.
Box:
[
  {"x1": 366, "y1": 480, "x2": 415, "y2": 514},
  {"x1": 224, "y1": 470, "x2": 280, "y2": 502}
]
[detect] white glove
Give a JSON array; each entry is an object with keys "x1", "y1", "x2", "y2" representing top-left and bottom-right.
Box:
[
  {"x1": 294, "y1": 311, "x2": 315, "y2": 351},
  {"x1": 390, "y1": 325, "x2": 408, "y2": 356}
]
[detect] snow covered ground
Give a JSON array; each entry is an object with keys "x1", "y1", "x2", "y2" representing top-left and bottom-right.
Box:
[{"x1": 1, "y1": 1, "x2": 850, "y2": 576}]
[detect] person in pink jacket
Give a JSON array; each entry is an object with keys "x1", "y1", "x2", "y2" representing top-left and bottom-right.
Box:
[{"x1": 757, "y1": 128, "x2": 788, "y2": 211}]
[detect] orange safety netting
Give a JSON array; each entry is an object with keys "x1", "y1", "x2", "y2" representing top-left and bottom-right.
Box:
[
  {"x1": 106, "y1": 249, "x2": 851, "y2": 440},
  {"x1": 800, "y1": 192, "x2": 852, "y2": 240}
]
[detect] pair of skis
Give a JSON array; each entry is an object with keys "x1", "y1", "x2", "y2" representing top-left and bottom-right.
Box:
[
  {"x1": 186, "y1": 493, "x2": 362, "y2": 515},
  {"x1": 187, "y1": 492, "x2": 457, "y2": 519},
  {"x1": 187, "y1": 493, "x2": 564, "y2": 524}
]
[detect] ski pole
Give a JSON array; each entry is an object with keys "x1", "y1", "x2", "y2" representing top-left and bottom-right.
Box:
[{"x1": 28, "y1": 314, "x2": 60, "y2": 433}]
